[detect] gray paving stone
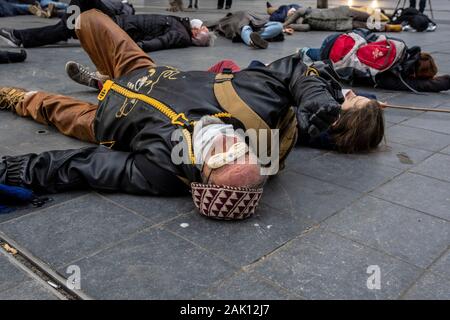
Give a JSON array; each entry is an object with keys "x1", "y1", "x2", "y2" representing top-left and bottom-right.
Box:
[
  {"x1": 371, "y1": 172, "x2": 450, "y2": 221},
  {"x1": 284, "y1": 147, "x2": 328, "y2": 171},
  {"x1": 383, "y1": 108, "x2": 424, "y2": 125},
  {"x1": 0, "y1": 251, "x2": 60, "y2": 300},
  {"x1": 101, "y1": 193, "x2": 194, "y2": 224},
  {"x1": 62, "y1": 228, "x2": 236, "y2": 299},
  {"x1": 261, "y1": 170, "x2": 361, "y2": 223},
  {"x1": 440, "y1": 145, "x2": 450, "y2": 155},
  {"x1": 401, "y1": 106, "x2": 450, "y2": 136},
  {"x1": 0, "y1": 280, "x2": 59, "y2": 300},
  {"x1": 0, "y1": 111, "x2": 92, "y2": 155},
  {"x1": 197, "y1": 271, "x2": 294, "y2": 300},
  {"x1": 324, "y1": 196, "x2": 450, "y2": 268},
  {"x1": 164, "y1": 203, "x2": 315, "y2": 266},
  {"x1": 384, "y1": 92, "x2": 450, "y2": 109},
  {"x1": 429, "y1": 249, "x2": 450, "y2": 280},
  {"x1": 0, "y1": 252, "x2": 28, "y2": 292},
  {"x1": 411, "y1": 153, "x2": 450, "y2": 183},
  {"x1": 0, "y1": 193, "x2": 152, "y2": 268},
  {"x1": 403, "y1": 272, "x2": 450, "y2": 300},
  {"x1": 291, "y1": 152, "x2": 402, "y2": 193},
  {"x1": 386, "y1": 124, "x2": 450, "y2": 152},
  {"x1": 251, "y1": 229, "x2": 422, "y2": 300},
  {"x1": 0, "y1": 190, "x2": 87, "y2": 224},
  {"x1": 348, "y1": 142, "x2": 433, "y2": 170}
]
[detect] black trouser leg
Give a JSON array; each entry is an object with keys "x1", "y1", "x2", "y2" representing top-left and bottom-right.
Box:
[
  {"x1": 419, "y1": 0, "x2": 426, "y2": 13},
  {"x1": 15, "y1": 20, "x2": 72, "y2": 48},
  {"x1": 409, "y1": 0, "x2": 416, "y2": 8},
  {"x1": 226, "y1": 0, "x2": 232, "y2": 7},
  {"x1": 13, "y1": 0, "x2": 117, "y2": 48},
  {"x1": 217, "y1": 0, "x2": 224, "y2": 8}
]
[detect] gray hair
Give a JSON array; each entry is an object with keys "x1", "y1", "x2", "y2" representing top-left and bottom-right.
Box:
[{"x1": 192, "y1": 32, "x2": 216, "y2": 47}]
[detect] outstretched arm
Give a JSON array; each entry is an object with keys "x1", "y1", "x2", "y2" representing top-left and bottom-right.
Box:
[
  {"x1": 376, "y1": 73, "x2": 450, "y2": 93},
  {"x1": 0, "y1": 146, "x2": 187, "y2": 195},
  {"x1": 138, "y1": 30, "x2": 191, "y2": 52},
  {"x1": 266, "y1": 54, "x2": 342, "y2": 138}
]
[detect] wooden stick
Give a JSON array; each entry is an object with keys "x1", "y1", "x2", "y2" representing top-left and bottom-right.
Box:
[{"x1": 381, "y1": 103, "x2": 450, "y2": 113}]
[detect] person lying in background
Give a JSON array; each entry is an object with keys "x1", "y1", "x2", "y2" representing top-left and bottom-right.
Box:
[
  {"x1": 266, "y1": 2, "x2": 300, "y2": 23},
  {"x1": 206, "y1": 10, "x2": 284, "y2": 49},
  {"x1": 0, "y1": 0, "x2": 66, "y2": 18},
  {"x1": 390, "y1": 7, "x2": 436, "y2": 32},
  {"x1": 300, "y1": 28, "x2": 450, "y2": 93},
  {"x1": 0, "y1": 0, "x2": 214, "y2": 53},
  {"x1": 265, "y1": 4, "x2": 399, "y2": 32}
]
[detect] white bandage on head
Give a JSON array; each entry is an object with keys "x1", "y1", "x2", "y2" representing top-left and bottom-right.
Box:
[
  {"x1": 207, "y1": 142, "x2": 248, "y2": 169},
  {"x1": 190, "y1": 19, "x2": 203, "y2": 29},
  {"x1": 193, "y1": 116, "x2": 238, "y2": 169}
]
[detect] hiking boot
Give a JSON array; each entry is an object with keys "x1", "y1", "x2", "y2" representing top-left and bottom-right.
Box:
[
  {"x1": 249, "y1": 32, "x2": 268, "y2": 49},
  {"x1": 65, "y1": 61, "x2": 105, "y2": 89},
  {"x1": 0, "y1": 29, "x2": 22, "y2": 48},
  {"x1": 0, "y1": 87, "x2": 27, "y2": 111}
]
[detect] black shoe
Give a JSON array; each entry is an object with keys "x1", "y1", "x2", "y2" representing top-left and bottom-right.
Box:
[
  {"x1": 225, "y1": 5, "x2": 231, "y2": 9},
  {"x1": 195, "y1": 4, "x2": 198, "y2": 9},
  {"x1": 0, "y1": 49, "x2": 27, "y2": 63},
  {"x1": 0, "y1": 29, "x2": 22, "y2": 48},
  {"x1": 249, "y1": 32, "x2": 268, "y2": 49},
  {"x1": 188, "y1": 4, "x2": 192, "y2": 8}
]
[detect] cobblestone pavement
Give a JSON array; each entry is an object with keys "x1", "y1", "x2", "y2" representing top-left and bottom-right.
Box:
[{"x1": 0, "y1": 0, "x2": 449, "y2": 300}]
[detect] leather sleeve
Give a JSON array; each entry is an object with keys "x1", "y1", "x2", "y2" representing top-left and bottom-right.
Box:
[
  {"x1": 266, "y1": 54, "x2": 342, "y2": 138},
  {"x1": 0, "y1": 146, "x2": 187, "y2": 196}
]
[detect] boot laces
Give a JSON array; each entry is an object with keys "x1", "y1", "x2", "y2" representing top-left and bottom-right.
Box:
[
  {"x1": 78, "y1": 64, "x2": 98, "y2": 81},
  {"x1": 0, "y1": 88, "x2": 25, "y2": 110}
]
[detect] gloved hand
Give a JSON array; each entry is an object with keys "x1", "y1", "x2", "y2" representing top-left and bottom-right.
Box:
[{"x1": 301, "y1": 101, "x2": 341, "y2": 138}]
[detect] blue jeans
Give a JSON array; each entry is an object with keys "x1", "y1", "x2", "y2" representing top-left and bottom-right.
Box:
[
  {"x1": 40, "y1": 0, "x2": 68, "y2": 10},
  {"x1": 9, "y1": 3, "x2": 31, "y2": 15},
  {"x1": 241, "y1": 21, "x2": 283, "y2": 46},
  {"x1": 7, "y1": 1, "x2": 67, "y2": 15},
  {"x1": 307, "y1": 33, "x2": 339, "y2": 61}
]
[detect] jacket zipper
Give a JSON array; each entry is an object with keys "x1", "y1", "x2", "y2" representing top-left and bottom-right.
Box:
[{"x1": 98, "y1": 80, "x2": 231, "y2": 165}]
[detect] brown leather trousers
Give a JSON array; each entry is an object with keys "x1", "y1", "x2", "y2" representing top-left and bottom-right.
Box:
[{"x1": 15, "y1": 9, "x2": 155, "y2": 143}]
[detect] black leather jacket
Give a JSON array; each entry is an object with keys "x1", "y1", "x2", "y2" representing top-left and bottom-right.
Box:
[
  {"x1": 114, "y1": 14, "x2": 193, "y2": 52},
  {"x1": 0, "y1": 54, "x2": 342, "y2": 196}
]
